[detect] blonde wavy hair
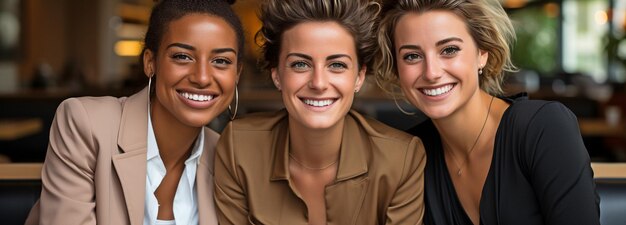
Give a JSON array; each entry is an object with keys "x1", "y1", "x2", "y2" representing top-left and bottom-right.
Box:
[{"x1": 374, "y1": 0, "x2": 517, "y2": 96}]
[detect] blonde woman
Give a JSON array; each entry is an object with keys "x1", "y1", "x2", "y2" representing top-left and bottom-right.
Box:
[{"x1": 374, "y1": 0, "x2": 600, "y2": 224}]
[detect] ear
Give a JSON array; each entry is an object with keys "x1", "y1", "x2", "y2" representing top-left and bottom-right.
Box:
[
  {"x1": 355, "y1": 65, "x2": 367, "y2": 92},
  {"x1": 478, "y1": 49, "x2": 489, "y2": 69},
  {"x1": 271, "y1": 68, "x2": 281, "y2": 90},
  {"x1": 143, "y1": 49, "x2": 155, "y2": 78}
]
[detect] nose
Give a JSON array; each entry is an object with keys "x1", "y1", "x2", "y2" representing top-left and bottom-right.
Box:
[
  {"x1": 423, "y1": 58, "x2": 443, "y2": 82},
  {"x1": 189, "y1": 60, "x2": 213, "y2": 87},
  {"x1": 308, "y1": 67, "x2": 329, "y2": 91}
]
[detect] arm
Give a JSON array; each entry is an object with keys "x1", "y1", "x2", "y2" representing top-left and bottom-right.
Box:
[
  {"x1": 214, "y1": 122, "x2": 249, "y2": 225},
  {"x1": 386, "y1": 137, "x2": 426, "y2": 225},
  {"x1": 32, "y1": 98, "x2": 98, "y2": 225},
  {"x1": 525, "y1": 102, "x2": 600, "y2": 225}
]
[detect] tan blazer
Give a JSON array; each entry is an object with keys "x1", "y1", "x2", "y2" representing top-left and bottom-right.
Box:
[
  {"x1": 25, "y1": 88, "x2": 219, "y2": 225},
  {"x1": 215, "y1": 109, "x2": 426, "y2": 225}
]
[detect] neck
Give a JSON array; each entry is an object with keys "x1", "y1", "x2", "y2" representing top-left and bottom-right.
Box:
[
  {"x1": 288, "y1": 116, "x2": 344, "y2": 168},
  {"x1": 150, "y1": 100, "x2": 201, "y2": 168},
  {"x1": 433, "y1": 91, "x2": 495, "y2": 158}
]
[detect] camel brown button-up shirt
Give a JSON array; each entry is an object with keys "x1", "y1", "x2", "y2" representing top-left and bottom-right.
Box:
[{"x1": 215, "y1": 109, "x2": 426, "y2": 225}]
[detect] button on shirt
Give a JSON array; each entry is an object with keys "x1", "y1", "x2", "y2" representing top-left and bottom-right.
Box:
[{"x1": 144, "y1": 113, "x2": 204, "y2": 225}]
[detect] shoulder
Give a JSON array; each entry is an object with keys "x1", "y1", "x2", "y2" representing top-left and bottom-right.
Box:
[
  {"x1": 229, "y1": 109, "x2": 288, "y2": 132},
  {"x1": 56, "y1": 95, "x2": 126, "y2": 120},
  {"x1": 218, "y1": 109, "x2": 288, "y2": 156},
  {"x1": 505, "y1": 97, "x2": 578, "y2": 132},
  {"x1": 501, "y1": 97, "x2": 586, "y2": 167},
  {"x1": 349, "y1": 110, "x2": 424, "y2": 152},
  {"x1": 53, "y1": 94, "x2": 139, "y2": 149},
  {"x1": 349, "y1": 111, "x2": 426, "y2": 184}
]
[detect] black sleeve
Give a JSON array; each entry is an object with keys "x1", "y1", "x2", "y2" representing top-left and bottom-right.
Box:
[{"x1": 524, "y1": 102, "x2": 600, "y2": 225}]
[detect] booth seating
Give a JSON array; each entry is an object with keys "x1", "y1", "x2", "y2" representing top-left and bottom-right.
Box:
[
  {"x1": 592, "y1": 163, "x2": 626, "y2": 225},
  {"x1": 0, "y1": 163, "x2": 42, "y2": 225},
  {"x1": 0, "y1": 163, "x2": 625, "y2": 225}
]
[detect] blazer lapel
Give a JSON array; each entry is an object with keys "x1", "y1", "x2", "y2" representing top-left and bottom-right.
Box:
[
  {"x1": 113, "y1": 87, "x2": 149, "y2": 225},
  {"x1": 197, "y1": 127, "x2": 219, "y2": 225}
]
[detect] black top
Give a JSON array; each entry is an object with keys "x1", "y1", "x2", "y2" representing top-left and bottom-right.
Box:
[{"x1": 408, "y1": 94, "x2": 600, "y2": 225}]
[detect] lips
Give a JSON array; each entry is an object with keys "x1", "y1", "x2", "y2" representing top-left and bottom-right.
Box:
[
  {"x1": 300, "y1": 98, "x2": 337, "y2": 107},
  {"x1": 419, "y1": 84, "x2": 455, "y2": 97},
  {"x1": 177, "y1": 90, "x2": 216, "y2": 102},
  {"x1": 175, "y1": 90, "x2": 219, "y2": 109}
]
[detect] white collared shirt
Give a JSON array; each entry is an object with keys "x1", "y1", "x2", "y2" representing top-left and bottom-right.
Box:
[{"x1": 144, "y1": 112, "x2": 204, "y2": 225}]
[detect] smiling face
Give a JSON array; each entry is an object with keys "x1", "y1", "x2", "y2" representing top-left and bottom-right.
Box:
[
  {"x1": 271, "y1": 21, "x2": 365, "y2": 131},
  {"x1": 394, "y1": 11, "x2": 488, "y2": 120},
  {"x1": 144, "y1": 14, "x2": 239, "y2": 128}
]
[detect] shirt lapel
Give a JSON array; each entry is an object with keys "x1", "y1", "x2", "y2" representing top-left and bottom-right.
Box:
[{"x1": 325, "y1": 112, "x2": 370, "y2": 225}]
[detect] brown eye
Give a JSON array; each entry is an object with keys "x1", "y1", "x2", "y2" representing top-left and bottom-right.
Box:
[
  {"x1": 172, "y1": 53, "x2": 192, "y2": 61},
  {"x1": 213, "y1": 58, "x2": 232, "y2": 65}
]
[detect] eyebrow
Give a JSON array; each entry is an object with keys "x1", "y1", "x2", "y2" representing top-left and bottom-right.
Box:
[
  {"x1": 327, "y1": 54, "x2": 352, "y2": 61},
  {"x1": 398, "y1": 45, "x2": 421, "y2": 52},
  {"x1": 436, "y1": 37, "x2": 463, "y2": 46},
  {"x1": 286, "y1": 53, "x2": 352, "y2": 61},
  {"x1": 212, "y1": 48, "x2": 237, "y2": 54},
  {"x1": 397, "y1": 37, "x2": 464, "y2": 52},
  {"x1": 166, "y1": 43, "x2": 237, "y2": 54},
  {"x1": 167, "y1": 43, "x2": 195, "y2": 51},
  {"x1": 286, "y1": 53, "x2": 312, "y2": 61}
]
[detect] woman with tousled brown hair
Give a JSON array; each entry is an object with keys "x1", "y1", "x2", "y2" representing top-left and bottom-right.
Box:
[
  {"x1": 25, "y1": 0, "x2": 244, "y2": 224},
  {"x1": 374, "y1": 0, "x2": 600, "y2": 224},
  {"x1": 214, "y1": 0, "x2": 426, "y2": 224}
]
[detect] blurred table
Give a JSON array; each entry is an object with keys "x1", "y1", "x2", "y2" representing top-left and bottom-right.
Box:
[
  {"x1": 591, "y1": 163, "x2": 626, "y2": 178},
  {"x1": 0, "y1": 163, "x2": 42, "y2": 180},
  {"x1": 578, "y1": 119, "x2": 625, "y2": 137},
  {"x1": 0, "y1": 118, "x2": 43, "y2": 141}
]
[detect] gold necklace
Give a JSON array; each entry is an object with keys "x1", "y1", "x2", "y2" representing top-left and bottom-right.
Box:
[
  {"x1": 446, "y1": 95, "x2": 495, "y2": 176},
  {"x1": 289, "y1": 153, "x2": 338, "y2": 171}
]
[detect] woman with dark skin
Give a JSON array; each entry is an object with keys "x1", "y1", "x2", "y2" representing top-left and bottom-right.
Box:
[
  {"x1": 26, "y1": 0, "x2": 244, "y2": 224},
  {"x1": 374, "y1": 0, "x2": 600, "y2": 224}
]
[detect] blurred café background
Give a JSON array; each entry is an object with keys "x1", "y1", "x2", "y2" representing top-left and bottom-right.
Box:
[{"x1": 0, "y1": 0, "x2": 626, "y2": 163}]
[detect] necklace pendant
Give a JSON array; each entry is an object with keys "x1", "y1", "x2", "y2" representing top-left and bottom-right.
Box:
[{"x1": 457, "y1": 169, "x2": 462, "y2": 176}]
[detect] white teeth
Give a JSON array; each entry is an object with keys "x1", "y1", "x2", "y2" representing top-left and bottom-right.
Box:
[
  {"x1": 422, "y1": 84, "x2": 453, "y2": 96},
  {"x1": 303, "y1": 99, "x2": 334, "y2": 107},
  {"x1": 181, "y1": 92, "x2": 214, "y2": 102}
]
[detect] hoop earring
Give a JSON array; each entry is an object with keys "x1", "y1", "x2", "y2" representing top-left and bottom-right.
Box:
[
  {"x1": 228, "y1": 86, "x2": 239, "y2": 120},
  {"x1": 147, "y1": 74, "x2": 153, "y2": 111},
  {"x1": 393, "y1": 95, "x2": 416, "y2": 116}
]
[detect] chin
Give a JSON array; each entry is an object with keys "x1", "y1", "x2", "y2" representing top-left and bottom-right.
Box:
[
  {"x1": 299, "y1": 116, "x2": 342, "y2": 130},
  {"x1": 421, "y1": 107, "x2": 454, "y2": 120},
  {"x1": 180, "y1": 112, "x2": 218, "y2": 128}
]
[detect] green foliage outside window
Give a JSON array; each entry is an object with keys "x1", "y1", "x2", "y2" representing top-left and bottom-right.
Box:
[{"x1": 509, "y1": 7, "x2": 558, "y2": 76}]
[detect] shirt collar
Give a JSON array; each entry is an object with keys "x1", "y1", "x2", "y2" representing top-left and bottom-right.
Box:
[{"x1": 270, "y1": 110, "x2": 368, "y2": 182}]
